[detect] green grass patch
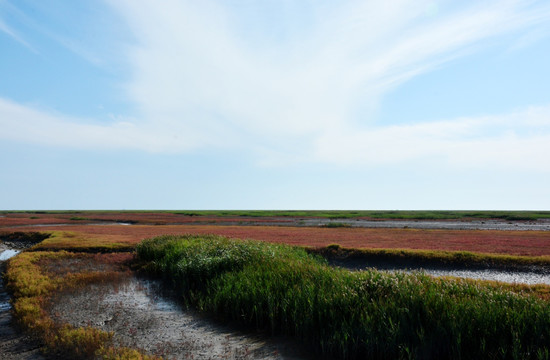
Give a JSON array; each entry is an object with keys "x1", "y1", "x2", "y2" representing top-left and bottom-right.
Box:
[{"x1": 137, "y1": 235, "x2": 550, "y2": 359}]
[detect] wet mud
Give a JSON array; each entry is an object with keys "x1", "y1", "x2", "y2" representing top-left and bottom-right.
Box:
[
  {"x1": 6, "y1": 216, "x2": 550, "y2": 231},
  {"x1": 0, "y1": 238, "x2": 45, "y2": 360},
  {"x1": 50, "y1": 277, "x2": 311, "y2": 360},
  {"x1": 330, "y1": 257, "x2": 550, "y2": 285}
]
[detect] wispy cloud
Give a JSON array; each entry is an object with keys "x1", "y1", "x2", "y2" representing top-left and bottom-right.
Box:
[
  {"x1": 312, "y1": 105, "x2": 550, "y2": 171},
  {"x1": 2, "y1": 0, "x2": 550, "y2": 171},
  {"x1": 1, "y1": 0, "x2": 124, "y2": 66},
  {"x1": 0, "y1": 14, "x2": 36, "y2": 52},
  {"x1": 0, "y1": 98, "x2": 223, "y2": 152},
  {"x1": 108, "y1": 0, "x2": 550, "y2": 137}
]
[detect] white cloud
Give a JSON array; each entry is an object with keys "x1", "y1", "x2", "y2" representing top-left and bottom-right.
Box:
[
  {"x1": 312, "y1": 105, "x2": 550, "y2": 171},
  {"x1": 2, "y1": 0, "x2": 550, "y2": 171},
  {"x1": 0, "y1": 98, "x2": 204, "y2": 152},
  {"x1": 110, "y1": 0, "x2": 550, "y2": 137}
]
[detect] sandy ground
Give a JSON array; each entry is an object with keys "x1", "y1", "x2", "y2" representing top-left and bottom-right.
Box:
[{"x1": 49, "y1": 276, "x2": 312, "y2": 360}]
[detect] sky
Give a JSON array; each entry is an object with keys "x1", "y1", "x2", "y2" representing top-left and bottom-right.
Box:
[{"x1": 1, "y1": 0, "x2": 550, "y2": 210}]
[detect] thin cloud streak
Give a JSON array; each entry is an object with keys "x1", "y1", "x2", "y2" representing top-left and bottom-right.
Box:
[
  {"x1": 0, "y1": 16, "x2": 36, "y2": 52},
  {"x1": 112, "y1": 0, "x2": 550, "y2": 138}
]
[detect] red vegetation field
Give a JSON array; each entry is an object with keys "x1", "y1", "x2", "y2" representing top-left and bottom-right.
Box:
[
  {"x1": 2, "y1": 219, "x2": 550, "y2": 256},
  {"x1": 0, "y1": 212, "x2": 290, "y2": 226}
]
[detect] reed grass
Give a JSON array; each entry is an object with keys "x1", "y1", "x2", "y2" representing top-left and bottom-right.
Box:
[{"x1": 137, "y1": 234, "x2": 550, "y2": 359}]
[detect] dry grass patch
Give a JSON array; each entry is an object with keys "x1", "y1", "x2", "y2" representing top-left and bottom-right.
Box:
[
  {"x1": 5, "y1": 250, "x2": 157, "y2": 359},
  {"x1": 30, "y1": 231, "x2": 136, "y2": 252}
]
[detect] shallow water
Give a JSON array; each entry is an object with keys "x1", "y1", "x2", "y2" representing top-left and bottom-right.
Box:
[
  {"x1": 0, "y1": 250, "x2": 20, "y2": 313},
  {"x1": 0, "y1": 277, "x2": 10, "y2": 312},
  {"x1": 355, "y1": 266, "x2": 550, "y2": 285},
  {"x1": 415, "y1": 268, "x2": 550, "y2": 285},
  {"x1": 0, "y1": 249, "x2": 21, "y2": 311},
  {"x1": 0, "y1": 250, "x2": 20, "y2": 261}
]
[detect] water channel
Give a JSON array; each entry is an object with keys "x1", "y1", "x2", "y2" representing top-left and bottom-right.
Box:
[
  {"x1": 381, "y1": 267, "x2": 550, "y2": 285},
  {"x1": 330, "y1": 260, "x2": 550, "y2": 285},
  {"x1": 0, "y1": 249, "x2": 20, "y2": 311}
]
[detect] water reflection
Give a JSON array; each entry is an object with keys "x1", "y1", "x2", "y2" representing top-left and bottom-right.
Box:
[{"x1": 0, "y1": 249, "x2": 20, "y2": 261}]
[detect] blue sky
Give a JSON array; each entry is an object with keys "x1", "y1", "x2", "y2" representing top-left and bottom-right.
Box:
[{"x1": 1, "y1": 0, "x2": 550, "y2": 210}]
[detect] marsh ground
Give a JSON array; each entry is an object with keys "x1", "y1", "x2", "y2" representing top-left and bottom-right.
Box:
[
  {"x1": 50, "y1": 276, "x2": 312, "y2": 359},
  {"x1": 1, "y1": 211, "x2": 550, "y2": 359}
]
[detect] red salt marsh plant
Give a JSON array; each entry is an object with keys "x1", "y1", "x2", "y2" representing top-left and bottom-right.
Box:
[
  {"x1": 0, "y1": 211, "x2": 291, "y2": 227},
  {"x1": 10, "y1": 224, "x2": 550, "y2": 256}
]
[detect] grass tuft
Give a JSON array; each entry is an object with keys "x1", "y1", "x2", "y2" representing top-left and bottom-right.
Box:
[{"x1": 137, "y1": 234, "x2": 550, "y2": 359}]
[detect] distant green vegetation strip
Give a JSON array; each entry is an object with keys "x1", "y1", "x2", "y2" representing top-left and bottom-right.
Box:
[
  {"x1": 4, "y1": 210, "x2": 550, "y2": 220},
  {"x1": 137, "y1": 235, "x2": 550, "y2": 359}
]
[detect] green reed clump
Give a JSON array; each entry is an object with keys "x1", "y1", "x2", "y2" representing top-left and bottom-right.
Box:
[{"x1": 137, "y1": 235, "x2": 550, "y2": 359}]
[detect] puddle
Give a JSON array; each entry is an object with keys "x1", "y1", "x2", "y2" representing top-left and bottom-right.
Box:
[
  {"x1": 50, "y1": 277, "x2": 310, "y2": 360},
  {"x1": 0, "y1": 249, "x2": 20, "y2": 312},
  {"x1": 0, "y1": 249, "x2": 20, "y2": 261}
]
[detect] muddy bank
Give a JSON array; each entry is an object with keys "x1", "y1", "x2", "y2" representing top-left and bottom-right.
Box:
[
  {"x1": 50, "y1": 276, "x2": 311, "y2": 360},
  {"x1": 0, "y1": 269, "x2": 43, "y2": 360},
  {"x1": 300, "y1": 218, "x2": 550, "y2": 231},
  {"x1": 323, "y1": 253, "x2": 550, "y2": 285},
  {"x1": 0, "y1": 234, "x2": 46, "y2": 360},
  {"x1": 0, "y1": 232, "x2": 49, "y2": 250},
  {"x1": 4, "y1": 213, "x2": 550, "y2": 231}
]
